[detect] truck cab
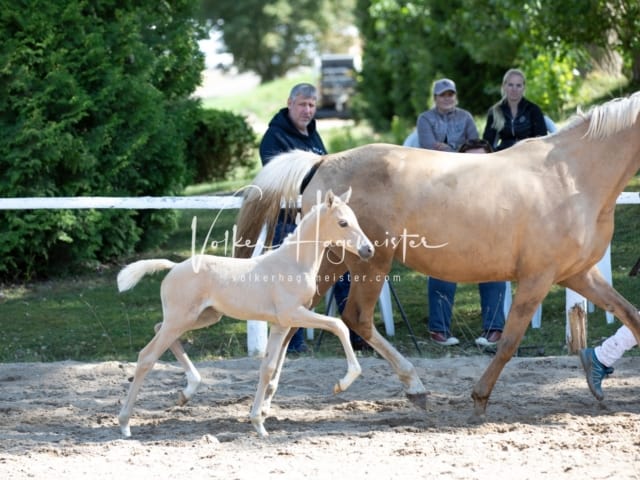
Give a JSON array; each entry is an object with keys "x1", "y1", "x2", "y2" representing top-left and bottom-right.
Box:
[{"x1": 317, "y1": 54, "x2": 359, "y2": 117}]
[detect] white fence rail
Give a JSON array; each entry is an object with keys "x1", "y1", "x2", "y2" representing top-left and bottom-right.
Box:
[
  {"x1": 2, "y1": 192, "x2": 639, "y2": 356},
  {"x1": 0, "y1": 196, "x2": 243, "y2": 210}
]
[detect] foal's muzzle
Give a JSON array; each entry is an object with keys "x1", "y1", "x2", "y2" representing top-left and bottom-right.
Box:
[{"x1": 357, "y1": 243, "x2": 375, "y2": 260}]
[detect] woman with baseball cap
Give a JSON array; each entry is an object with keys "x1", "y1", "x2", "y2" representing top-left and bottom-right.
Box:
[{"x1": 416, "y1": 78, "x2": 478, "y2": 152}]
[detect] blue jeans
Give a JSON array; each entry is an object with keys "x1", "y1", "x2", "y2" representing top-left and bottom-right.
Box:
[{"x1": 428, "y1": 277, "x2": 506, "y2": 335}]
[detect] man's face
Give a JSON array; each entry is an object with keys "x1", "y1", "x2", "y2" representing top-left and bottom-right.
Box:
[{"x1": 288, "y1": 95, "x2": 317, "y2": 133}]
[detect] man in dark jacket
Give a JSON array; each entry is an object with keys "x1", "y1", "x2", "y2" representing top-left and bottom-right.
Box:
[
  {"x1": 259, "y1": 83, "x2": 365, "y2": 354},
  {"x1": 260, "y1": 83, "x2": 326, "y2": 162}
]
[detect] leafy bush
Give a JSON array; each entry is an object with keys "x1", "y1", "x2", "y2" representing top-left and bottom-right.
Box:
[
  {"x1": 0, "y1": 1, "x2": 206, "y2": 280},
  {"x1": 186, "y1": 109, "x2": 257, "y2": 184}
]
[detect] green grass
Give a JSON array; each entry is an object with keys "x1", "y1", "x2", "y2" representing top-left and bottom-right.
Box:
[{"x1": 0, "y1": 208, "x2": 248, "y2": 362}]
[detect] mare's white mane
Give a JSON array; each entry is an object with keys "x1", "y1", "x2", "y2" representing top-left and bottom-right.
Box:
[
  {"x1": 562, "y1": 91, "x2": 640, "y2": 139},
  {"x1": 247, "y1": 150, "x2": 321, "y2": 205}
]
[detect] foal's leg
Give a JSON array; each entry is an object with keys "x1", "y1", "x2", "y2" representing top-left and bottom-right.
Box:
[
  {"x1": 250, "y1": 325, "x2": 290, "y2": 437},
  {"x1": 118, "y1": 321, "x2": 186, "y2": 437},
  {"x1": 471, "y1": 275, "x2": 554, "y2": 419},
  {"x1": 261, "y1": 328, "x2": 293, "y2": 415},
  {"x1": 158, "y1": 308, "x2": 223, "y2": 406},
  {"x1": 288, "y1": 306, "x2": 362, "y2": 392},
  {"x1": 250, "y1": 308, "x2": 364, "y2": 438},
  {"x1": 561, "y1": 266, "x2": 640, "y2": 344},
  {"x1": 312, "y1": 256, "x2": 428, "y2": 407}
]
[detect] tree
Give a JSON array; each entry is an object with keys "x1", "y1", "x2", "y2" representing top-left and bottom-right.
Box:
[
  {"x1": 353, "y1": 0, "x2": 434, "y2": 130},
  {"x1": 0, "y1": 0, "x2": 207, "y2": 280},
  {"x1": 355, "y1": 0, "x2": 607, "y2": 131},
  {"x1": 354, "y1": 0, "x2": 505, "y2": 130},
  {"x1": 446, "y1": 0, "x2": 583, "y2": 116},
  {"x1": 520, "y1": 0, "x2": 640, "y2": 83},
  {"x1": 200, "y1": 0, "x2": 356, "y2": 83}
]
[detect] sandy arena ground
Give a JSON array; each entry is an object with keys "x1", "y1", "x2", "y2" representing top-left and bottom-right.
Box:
[{"x1": 1, "y1": 355, "x2": 639, "y2": 479}]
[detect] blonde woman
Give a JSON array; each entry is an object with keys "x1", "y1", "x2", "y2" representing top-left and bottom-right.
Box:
[{"x1": 482, "y1": 68, "x2": 547, "y2": 150}]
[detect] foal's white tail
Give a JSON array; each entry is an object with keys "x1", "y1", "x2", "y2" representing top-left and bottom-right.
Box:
[{"x1": 117, "y1": 259, "x2": 176, "y2": 292}]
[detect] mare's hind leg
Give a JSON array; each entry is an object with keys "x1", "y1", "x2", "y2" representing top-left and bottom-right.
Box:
[
  {"x1": 250, "y1": 325, "x2": 290, "y2": 437},
  {"x1": 158, "y1": 307, "x2": 223, "y2": 406},
  {"x1": 118, "y1": 321, "x2": 186, "y2": 437},
  {"x1": 561, "y1": 266, "x2": 640, "y2": 344},
  {"x1": 471, "y1": 275, "x2": 553, "y2": 419}
]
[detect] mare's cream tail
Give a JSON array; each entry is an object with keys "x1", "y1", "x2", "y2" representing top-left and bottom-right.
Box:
[{"x1": 117, "y1": 259, "x2": 176, "y2": 292}]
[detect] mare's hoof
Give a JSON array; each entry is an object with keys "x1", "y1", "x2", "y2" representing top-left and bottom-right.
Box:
[{"x1": 406, "y1": 392, "x2": 428, "y2": 409}]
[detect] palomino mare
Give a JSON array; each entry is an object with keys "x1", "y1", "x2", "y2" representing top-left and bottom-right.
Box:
[
  {"x1": 116, "y1": 189, "x2": 374, "y2": 437},
  {"x1": 235, "y1": 92, "x2": 640, "y2": 419}
]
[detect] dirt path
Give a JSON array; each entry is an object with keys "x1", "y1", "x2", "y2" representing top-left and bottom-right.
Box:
[{"x1": 1, "y1": 355, "x2": 639, "y2": 479}]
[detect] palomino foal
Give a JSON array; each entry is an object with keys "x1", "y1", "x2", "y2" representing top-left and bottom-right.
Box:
[{"x1": 116, "y1": 189, "x2": 374, "y2": 437}]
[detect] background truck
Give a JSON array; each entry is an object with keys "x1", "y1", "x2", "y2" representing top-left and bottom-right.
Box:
[{"x1": 316, "y1": 54, "x2": 359, "y2": 118}]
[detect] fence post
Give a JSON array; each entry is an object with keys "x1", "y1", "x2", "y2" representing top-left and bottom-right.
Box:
[{"x1": 246, "y1": 224, "x2": 269, "y2": 357}]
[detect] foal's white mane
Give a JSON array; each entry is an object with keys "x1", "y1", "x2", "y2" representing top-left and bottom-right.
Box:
[{"x1": 563, "y1": 91, "x2": 640, "y2": 139}]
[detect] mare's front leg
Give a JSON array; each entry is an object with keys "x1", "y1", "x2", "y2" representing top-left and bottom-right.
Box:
[
  {"x1": 471, "y1": 276, "x2": 552, "y2": 419},
  {"x1": 249, "y1": 325, "x2": 290, "y2": 437}
]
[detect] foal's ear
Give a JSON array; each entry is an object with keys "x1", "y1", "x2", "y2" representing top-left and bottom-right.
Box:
[
  {"x1": 339, "y1": 187, "x2": 352, "y2": 204},
  {"x1": 324, "y1": 189, "x2": 337, "y2": 207}
]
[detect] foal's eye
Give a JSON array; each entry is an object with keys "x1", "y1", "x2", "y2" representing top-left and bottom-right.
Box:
[{"x1": 338, "y1": 220, "x2": 348, "y2": 228}]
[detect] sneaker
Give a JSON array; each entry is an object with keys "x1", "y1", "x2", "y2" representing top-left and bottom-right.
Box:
[
  {"x1": 475, "y1": 330, "x2": 502, "y2": 347},
  {"x1": 430, "y1": 331, "x2": 460, "y2": 346},
  {"x1": 579, "y1": 347, "x2": 614, "y2": 401}
]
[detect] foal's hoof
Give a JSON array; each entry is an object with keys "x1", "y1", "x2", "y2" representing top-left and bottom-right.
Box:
[
  {"x1": 177, "y1": 391, "x2": 189, "y2": 406},
  {"x1": 467, "y1": 412, "x2": 487, "y2": 425},
  {"x1": 118, "y1": 417, "x2": 132, "y2": 438},
  {"x1": 406, "y1": 392, "x2": 428, "y2": 410},
  {"x1": 250, "y1": 418, "x2": 269, "y2": 438}
]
